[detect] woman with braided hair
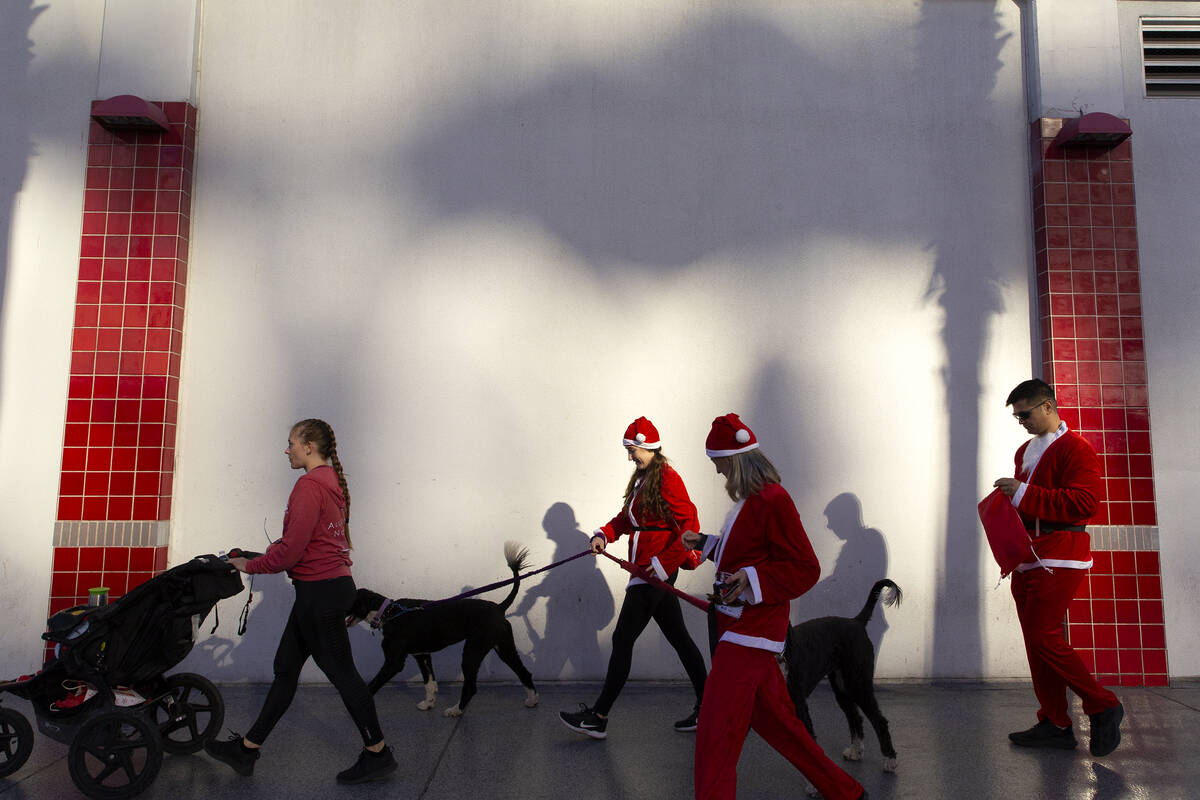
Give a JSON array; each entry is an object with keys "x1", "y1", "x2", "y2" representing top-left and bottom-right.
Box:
[
  {"x1": 205, "y1": 418, "x2": 396, "y2": 784},
  {"x1": 559, "y1": 416, "x2": 708, "y2": 739}
]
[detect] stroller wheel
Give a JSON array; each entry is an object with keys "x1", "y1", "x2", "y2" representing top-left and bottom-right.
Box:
[
  {"x1": 68, "y1": 709, "x2": 163, "y2": 800},
  {"x1": 0, "y1": 705, "x2": 35, "y2": 778},
  {"x1": 150, "y1": 672, "x2": 225, "y2": 754}
]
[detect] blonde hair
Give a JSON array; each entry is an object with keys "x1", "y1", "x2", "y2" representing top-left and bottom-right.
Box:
[
  {"x1": 292, "y1": 418, "x2": 353, "y2": 549},
  {"x1": 716, "y1": 449, "x2": 781, "y2": 501}
]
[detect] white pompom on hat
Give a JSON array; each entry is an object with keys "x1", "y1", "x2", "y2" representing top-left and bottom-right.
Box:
[
  {"x1": 622, "y1": 416, "x2": 662, "y2": 450},
  {"x1": 705, "y1": 413, "x2": 760, "y2": 457}
]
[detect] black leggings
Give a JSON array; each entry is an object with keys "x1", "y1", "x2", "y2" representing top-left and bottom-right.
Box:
[
  {"x1": 594, "y1": 573, "x2": 707, "y2": 715},
  {"x1": 247, "y1": 576, "x2": 384, "y2": 747}
]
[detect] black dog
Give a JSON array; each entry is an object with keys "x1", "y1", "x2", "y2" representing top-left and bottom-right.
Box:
[
  {"x1": 784, "y1": 578, "x2": 901, "y2": 777},
  {"x1": 349, "y1": 541, "x2": 538, "y2": 717}
]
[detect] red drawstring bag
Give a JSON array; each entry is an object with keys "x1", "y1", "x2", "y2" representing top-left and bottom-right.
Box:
[{"x1": 978, "y1": 488, "x2": 1033, "y2": 578}]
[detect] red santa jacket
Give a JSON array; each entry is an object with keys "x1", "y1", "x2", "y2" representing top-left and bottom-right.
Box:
[
  {"x1": 700, "y1": 483, "x2": 820, "y2": 652},
  {"x1": 1011, "y1": 425, "x2": 1103, "y2": 571},
  {"x1": 595, "y1": 464, "x2": 698, "y2": 581}
]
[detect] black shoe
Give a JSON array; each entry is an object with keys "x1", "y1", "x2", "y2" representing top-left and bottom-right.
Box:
[
  {"x1": 673, "y1": 706, "x2": 700, "y2": 732},
  {"x1": 1008, "y1": 719, "x2": 1077, "y2": 750},
  {"x1": 204, "y1": 732, "x2": 259, "y2": 776},
  {"x1": 1088, "y1": 702, "x2": 1124, "y2": 757},
  {"x1": 336, "y1": 745, "x2": 398, "y2": 784},
  {"x1": 560, "y1": 705, "x2": 607, "y2": 739}
]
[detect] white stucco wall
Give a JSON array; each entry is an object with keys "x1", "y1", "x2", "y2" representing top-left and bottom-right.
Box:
[
  {"x1": 1117, "y1": 1, "x2": 1200, "y2": 677},
  {"x1": 166, "y1": 0, "x2": 1035, "y2": 683},
  {"x1": 0, "y1": 2, "x2": 103, "y2": 678},
  {"x1": 10, "y1": 1, "x2": 1194, "y2": 685}
]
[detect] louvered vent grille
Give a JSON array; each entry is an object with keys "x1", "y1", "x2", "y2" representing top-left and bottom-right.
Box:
[{"x1": 1142, "y1": 17, "x2": 1200, "y2": 97}]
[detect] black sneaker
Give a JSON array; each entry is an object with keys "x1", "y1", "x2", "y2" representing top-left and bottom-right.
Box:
[
  {"x1": 204, "y1": 732, "x2": 259, "y2": 776},
  {"x1": 336, "y1": 745, "x2": 398, "y2": 784},
  {"x1": 1008, "y1": 719, "x2": 1077, "y2": 749},
  {"x1": 559, "y1": 705, "x2": 607, "y2": 739},
  {"x1": 1088, "y1": 702, "x2": 1124, "y2": 757},
  {"x1": 673, "y1": 706, "x2": 700, "y2": 732}
]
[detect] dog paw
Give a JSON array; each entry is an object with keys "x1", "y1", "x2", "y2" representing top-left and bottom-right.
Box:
[
  {"x1": 882, "y1": 757, "x2": 898, "y2": 773},
  {"x1": 416, "y1": 699, "x2": 436, "y2": 711},
  {"x1": 525, "y1": 690, "x2": 539, "y2": 708},
  {"x1": 443, "y1": 705, "x2": 463, "y2": 718},
  {"x1": 841, "y1": 739, "x2": 865, "y2": 761}
]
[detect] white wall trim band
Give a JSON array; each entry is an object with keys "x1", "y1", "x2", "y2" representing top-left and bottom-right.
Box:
[{"x1": 53, "y1": 521, "x2": 171, "y2": 548}]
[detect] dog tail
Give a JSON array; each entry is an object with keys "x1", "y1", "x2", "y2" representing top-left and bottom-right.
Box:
[
  {"x1": 499, "y1": 541, "x2": 531, "y2": 612},
  {"x1": 854, "y1": 579, "x2": 902, "y2": 625}
]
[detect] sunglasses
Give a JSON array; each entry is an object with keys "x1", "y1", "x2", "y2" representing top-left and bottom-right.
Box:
[{"x1": 1012, "y1": 401, "x2": 1049, "y2": 421}]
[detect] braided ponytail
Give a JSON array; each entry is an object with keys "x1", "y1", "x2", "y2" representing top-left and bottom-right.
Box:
[{"x1": 292, "y1": 418, "x2": 353, "y2": 550}]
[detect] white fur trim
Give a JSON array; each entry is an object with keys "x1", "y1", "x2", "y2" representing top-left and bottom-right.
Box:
[
  {"x1": 623, "y1": 437, "x2": 661, "y2": 449},
  {"x1": 719, "y1": 631, "x2": 785, "y2": 653},
  {"x1": 700, "y1": 535, "x2": 718, "y2": 561},
  {"x1": 1020, "y1": 421, "x2": 1068, "y2": 479},
  {"x1": 650, "y1": 556, "x2": 668, "y2": 581},
  {"x1": 742, "y1": 565, "x2": 762, "y2": 605},
  {"x1": 705, "y1": 442, "x2": 760, "y2": 458},
  {"x1": 1016, "y1": 558, "x2": 1093, "y2": 572},
  {"x1": 713, "y1": 500, "x2": 746, "y2": 572},
  {"x1": 1011, "y1": 482, "x2": 1028, "y2": 507}
]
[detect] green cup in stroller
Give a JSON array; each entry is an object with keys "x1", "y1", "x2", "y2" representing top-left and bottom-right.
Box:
[{"x1": 0, "y1": 553, "x2": 245, "y2": 799}]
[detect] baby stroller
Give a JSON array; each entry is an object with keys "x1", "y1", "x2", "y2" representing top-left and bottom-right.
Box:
[{"x1": 0, "y1": 553, "x2": 245, "y2": 799}]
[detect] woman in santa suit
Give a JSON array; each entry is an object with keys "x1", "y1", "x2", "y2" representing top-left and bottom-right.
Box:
[
  {"x1": 684, "y1": 414, "x2": 865, "y2": 800},
  {"x1": 559, "y1": 416, "x2": 708, "y2": 739}
]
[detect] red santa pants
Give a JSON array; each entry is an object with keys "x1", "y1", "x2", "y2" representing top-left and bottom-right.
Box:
[
  {"x1": 1011, "y1": 566, "x2": 1120, "y2": 727},
  {"x1": 694, "y1": 642, "x2": 863, "y2": 800}
]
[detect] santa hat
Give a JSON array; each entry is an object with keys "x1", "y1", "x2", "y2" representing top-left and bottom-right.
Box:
[
  {"x1": 622, "y1": 417, "x2": 661, "y2": 449},
  {"x1": 705, "y1": 413, "x2": 759, "y2": 457}
]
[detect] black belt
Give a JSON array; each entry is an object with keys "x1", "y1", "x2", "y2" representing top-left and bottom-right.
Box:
[{"x1": 1024, "y1": 523, "x2": 1086, "y2": 534}]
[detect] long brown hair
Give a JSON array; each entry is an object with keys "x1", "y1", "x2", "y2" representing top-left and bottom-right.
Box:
[
  {"x1": 292, "y1": 418, "x2": 353, "y2": 549},
  {"x1": 624, "y1": 450, "x2": 672, "y2": 522}
]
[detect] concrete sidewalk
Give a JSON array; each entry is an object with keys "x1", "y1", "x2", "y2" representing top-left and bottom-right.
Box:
[{"x1": 2, "y1": 681, "x2": 1197, "y2": 799}]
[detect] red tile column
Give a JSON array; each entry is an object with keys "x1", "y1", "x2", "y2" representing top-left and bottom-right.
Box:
[
  {"x1": 47, "y1": 101, "x2": 196, "y2": 658},
  {"x1": 1030, "y1": 118, "x2": 1167, "y2": 686}
]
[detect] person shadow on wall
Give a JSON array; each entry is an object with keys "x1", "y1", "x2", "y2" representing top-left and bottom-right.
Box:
[
  {"x1": 177, "y1": 564, "x2": 291, "y2": 679},
  {"x1": 794, "y1": 492, "x2": 892, "y2": 649},
  {"x1": 512, "y1": 502, "x2": 613, "y2": 680}
]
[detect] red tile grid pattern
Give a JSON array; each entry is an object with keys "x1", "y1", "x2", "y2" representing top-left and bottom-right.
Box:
[
  {"x1": 57, "y1": 102, "x2": 196, "y2": 526},
  {"x1": 1067, "y1": 551, "x2": 1168, "y2": 686},
  {"x1": 48, "y1": 545, "x2": 168, "y2": 614},
  {"x1": 1030, "y1": 119, "x2": 1165, "y2": 686},
  {"x1": 42, "y1": 102, "x2": 196, "y2": 660},
  {"x1": 1030, "y1": 122, "x2": 1155, "y2": 527},
  {"x1": 44, "y1": 545, "x2": 168, "y2": 663}
]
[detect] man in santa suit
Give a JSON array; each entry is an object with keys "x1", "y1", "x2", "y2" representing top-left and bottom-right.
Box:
[
  {"x1": 684, "y1": 414, "x2": 866, "y2": 800},
  {"x1": 994, "y1": 379, "x2": 1124, "y2": 756}
]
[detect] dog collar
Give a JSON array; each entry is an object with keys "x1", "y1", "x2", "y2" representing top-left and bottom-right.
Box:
[{"x1": 372, "y1": 597, "x2": 392, "y2": 629}]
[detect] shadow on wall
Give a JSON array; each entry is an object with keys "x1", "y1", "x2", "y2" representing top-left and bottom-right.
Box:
[
  {"x1": 405, "y1": 6, "x2": 1009, "y2": 675},
  {"x1": 0, "y1": 0, "x2": 44, "y2": 420},
  {"x1": 794, "y1": 493, "x2": 892, "y2": 647},
  {"x1": 513, "y1": 502, "x2": 612, "y2": 680},
  {"x1": 176, "y1": 568, "x2": 295, "y2": 680},
  {"x1": 407, "y1": 14, "x2": 927, "y2": 271},
  {"x1": 917, "y1": 0, "x2": 1009, "y2": 678}
]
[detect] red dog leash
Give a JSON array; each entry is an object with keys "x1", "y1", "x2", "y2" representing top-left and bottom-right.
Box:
[{"x1": 598, "y1": 550, "x2": 711, "y2": 613}]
